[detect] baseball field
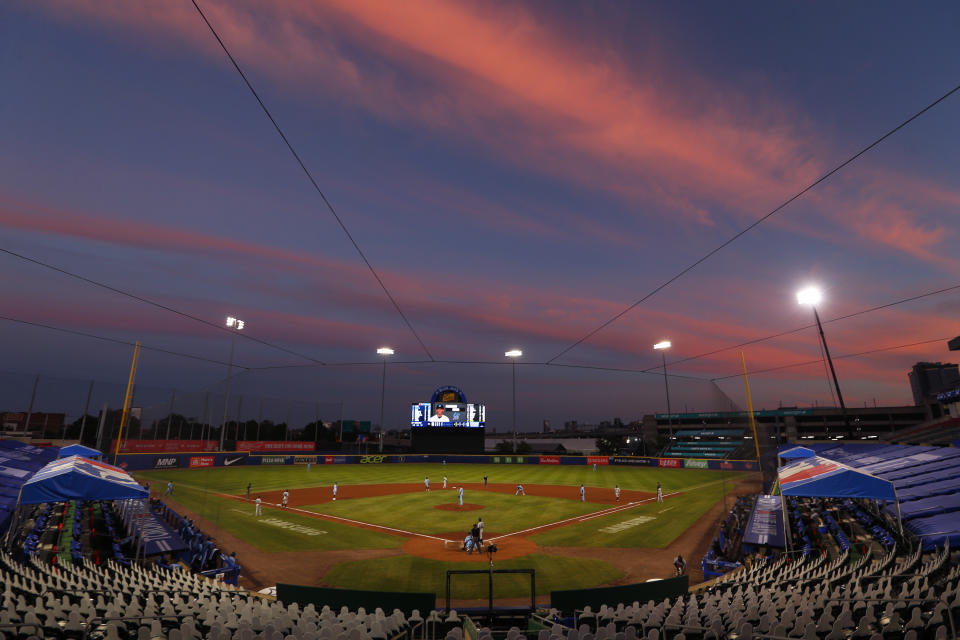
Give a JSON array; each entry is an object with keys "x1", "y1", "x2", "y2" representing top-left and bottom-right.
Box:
[{"x1": 134, "y1": 462, "x2": 757, "y2": 602}]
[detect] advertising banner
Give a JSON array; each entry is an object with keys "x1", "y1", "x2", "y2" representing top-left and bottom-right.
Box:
[
  {"x1": 324, "y1": 456, "x2": 349, "y2": 464},
  {"x1": 152, "y1": 456, "x2": 180, "y2": 470},
  {"x1": 294, "y1": 456, "x2": 318, "y2": 465},
  {"x1": 237, "y1": 441, "x2": 315, "y2": 452},
  {"x1": 707, "y1": 460, "x2": 757, "y2": 471},
  {"x1": 359, "y1": 455, "x2": 386, "y2": 464},
  {"x1": 222, "y1": 455, "x2": 245, "y2": 467},
  {"x1": 587, "y1": 456, "x2": 610, "y2": 466},
  {"x1": 111, "y1": 440, "x2": 216, "y2": 453},
  {"x1": 658, "y1": 458, "x2": 683, "y2": 468},
  {"x1": 539, "y1": 456, "x2": 561, "y2": 465},
  {"x1": 743, "y1": 495, "x2": 785, "y2": 548},
  {"x1": 684, "y1": 459, "x2": 709, "y2": 469},
  {"x1": 259, "y1": 456, "x2": 288, "y2": 465},
  {"x1": 492, "y1": 456, "x2": 525, "y2": 464},
  {"x1": 611, "y1": 457, "x2": 657, "y2": 467},
  {"x1": 189, "y1": 456, "x2": 214, "y2": 468}
]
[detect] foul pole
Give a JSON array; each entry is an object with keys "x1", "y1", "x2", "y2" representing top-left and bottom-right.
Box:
[{"x1": 114, "y1": 342, "x2": 141, "y2": 465}]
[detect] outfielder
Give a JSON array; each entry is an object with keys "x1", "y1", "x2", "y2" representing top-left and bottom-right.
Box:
[
  {"x1": 332, "y1": 482, "x2": 338, "y2": 501},
  {"x1": 425, "y1": 477, "x2": 430, "y2": 491},
  {"x1": 515, "y1": 483, "x2": 525, "y2": 496},
  {"x1": 255, "y1": 496, "x2": 262, "y2": 516},
  {"x1": 579, "y1": 484, "x2": 585, "y2": 502},
  {"x1": 458, "y1": 486, "x2": 464, "y2": 506},
  {"x1": 165, "y1": 481, "x2": 173, "y2": 496},
  {"x1": 657, "y1": 482, "x2": 663, "y2": 503}
]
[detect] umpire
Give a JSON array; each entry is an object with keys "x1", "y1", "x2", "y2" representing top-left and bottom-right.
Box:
[{"x1": 470, "y1": 522, "x2": 481, "y2": 554}]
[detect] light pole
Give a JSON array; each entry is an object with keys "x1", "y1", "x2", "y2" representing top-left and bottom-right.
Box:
[
  {"x1": 797, "y1": 286, "x2": 850, "y2": 434},
  {"x1": 376, "y1": 347, "x2": 394, "y2": 451},
  {"x1": 653, "y1": 341, "x2": 673, "y2": 440},
  {"x1": 505, "y1": 349, "x2": 522, "y2": 453},
  {"x1": 221, "y1": 316, "x2": 244, "y2": 451}
]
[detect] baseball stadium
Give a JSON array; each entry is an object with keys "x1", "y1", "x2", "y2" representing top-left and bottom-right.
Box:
[{"x1": 5, "y1": 1, "x2": 960, "y2": 639}]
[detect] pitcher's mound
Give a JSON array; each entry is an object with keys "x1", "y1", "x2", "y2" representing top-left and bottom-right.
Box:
[{"x1": 435, "y1": 503, "x2": 483, "y2": 511}]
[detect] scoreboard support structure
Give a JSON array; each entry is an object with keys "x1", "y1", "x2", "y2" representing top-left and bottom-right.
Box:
[{"x1": 410, "y1": 427, "x2": 485, "y2": 454}]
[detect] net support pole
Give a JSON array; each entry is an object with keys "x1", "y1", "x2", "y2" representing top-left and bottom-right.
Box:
[
  {"x1": 739, "y1": 352, "x2": 761, "y2": 460},
  {"x1": 781, "y1": 485, "x2": 793, "y2": 554},
  {"x1": 114, "y1": 342, "x2": 141, "y2": 466}
]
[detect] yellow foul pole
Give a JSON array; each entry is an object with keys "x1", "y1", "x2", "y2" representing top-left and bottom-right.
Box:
[
  {"x1": 114, "y1": 341, "x2": 141, "y2": 466},
  {"x1": 740, "y1": 351, "x2": 761, "y2": 460}
]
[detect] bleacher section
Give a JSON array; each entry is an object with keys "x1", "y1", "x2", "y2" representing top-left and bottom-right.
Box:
[
  {"x1": 795, "y1": 443, "x2": 960, "y2": 551},
  {"x1": 662, "y1": 429, "x2": 744, "y2": 459},
  {"x1": 0, "y1": 440, "x2": 58, "y2": 533}
]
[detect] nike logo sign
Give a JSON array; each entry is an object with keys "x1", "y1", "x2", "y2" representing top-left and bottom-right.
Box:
[{"x1": 224, "y1": 456, "x2": 244, "y2": 466}]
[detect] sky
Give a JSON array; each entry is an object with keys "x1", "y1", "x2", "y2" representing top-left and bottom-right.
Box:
[{"x1": 1, "y1": 1, "x2": 959, "y2": 430}]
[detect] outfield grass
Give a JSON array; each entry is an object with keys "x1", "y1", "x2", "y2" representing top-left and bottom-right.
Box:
[
  {"x1": 321, "y1": 554, "x2": 623, "y2": 599},
  {"x1": 303, "y1": 491, "x2": 604, "y2": 535},
  {"x1": 530, "y1": 475, "x2": 745, "y2": 548},
  {"x1": 137, "y1": 463, "x2": 730, "y2": 496}
]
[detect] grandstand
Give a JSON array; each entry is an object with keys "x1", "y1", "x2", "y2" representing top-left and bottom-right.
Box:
[{"x1": 661, "y1": 429, "x2": 745, "y2": 459}]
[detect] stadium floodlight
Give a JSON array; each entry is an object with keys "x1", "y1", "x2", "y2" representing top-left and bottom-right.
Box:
[
  {"x1": 653, "y1": 340, "x2": 673, "y2": 438},
  {"x1": 504, "y1": 348, "x2": 523, "y2": 452},
  {"x1": 795, "y1": 285, "x2": 850, "y2": 434},
  {"x1": 377, "y1": 347, "x2": 393, "y2": 449},
  {"x1": 221, "y1": 316, "x2": 246, "y2": 450},
  {"x1": 796, "y1": 286, "x2": 823, "y2": 306}
]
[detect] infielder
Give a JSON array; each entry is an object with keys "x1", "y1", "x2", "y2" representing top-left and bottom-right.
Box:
[
  {"x1": 458, "y1": 486, "x2": 464, "y2": 506},
  {"x1": 515, "y1": 483, "x2": 525, "y2": 496},
  {"x1": 282, "y1": 490, "x2": 289, "y2": 509},
  {"x1": 580, "y1": 484, "x2": 585, "y2": 502},
  {"x1": 425, "y1": 477, "x2": 430, "y2": 491},
  {"x1": 443, "y1": 475, "x2": 448, "y2": 489},
  {"x1": 657, "y1": 482, "x2": 663, "y2": 502},
  {"x1": 615, "y1": 485, "x2": 621, "y2": 502},
  {"x1": 255, "y1": 496, "x2": 262, "y2": 516},
  {"x1": 332, "y1": 482, "x2": 338, "y2": 501}
]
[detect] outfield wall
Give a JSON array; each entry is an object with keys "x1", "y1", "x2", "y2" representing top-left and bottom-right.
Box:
[{"x1": 118, "y1": 451, "x2": 759, "y2": 472}]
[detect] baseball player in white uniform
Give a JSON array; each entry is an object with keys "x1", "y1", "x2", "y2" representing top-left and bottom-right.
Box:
[
  {"x1": 425, "y1": 477, "x2": 430, "y2": 491},
  {"x1": 458, "y1": 486, "x2": 464, "y2": 505},
  {"x1": 615, "y1": 485, "x2": 621, "y2": 502},
  {"x1": 515, "y1": 483, "x2": 525, "y2": 496},
  {"x1": 332, "y1": 482, "x2": 338, "y2": 501},
  {"x1": 580, "y1": 484, "x2": 585, "y2": 502},
  {"x1": 443, "y1": 475, "x2": 448, "y2": 489},
  {"x1": 282, "y1": 490, "x2": 289, "y2": 509},
  {"x1": 255, "y1": 496, "x2": 262, "y2": 516},
  {"x1": 657, "y1": 482, "x2": 663, "y2": 502}
]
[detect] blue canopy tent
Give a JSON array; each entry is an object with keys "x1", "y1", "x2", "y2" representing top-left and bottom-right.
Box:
[
  {"x1": 57, "y1": 444, "x2": 102, "y2": 460},
  {"x1": 778, "y1": 446, "x2": 816, "y2": 469},
  {"x1": 19, "y1": 456, "x2": 147, "y2": 504},
  {"x1": 777, "y1": 456, "x2": 902, "y2": 551},
  {"x1": 5, "y1": 456, "x2": 150, "y2": 555}
]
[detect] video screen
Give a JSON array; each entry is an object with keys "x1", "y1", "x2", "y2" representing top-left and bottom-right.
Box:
[{"x1": 411, "y1": 402, "x2": 485, "y2": 427}]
